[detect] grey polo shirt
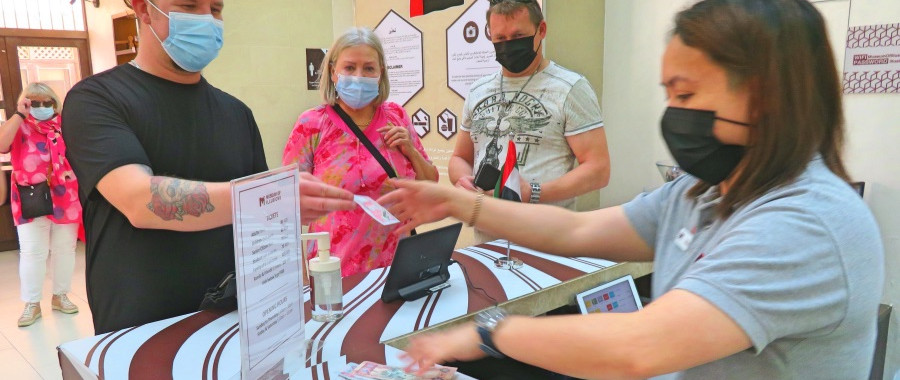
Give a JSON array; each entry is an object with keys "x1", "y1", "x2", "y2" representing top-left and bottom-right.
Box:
[{"x1": 624, "y1": 157, "x2": 884, "y2": 379}]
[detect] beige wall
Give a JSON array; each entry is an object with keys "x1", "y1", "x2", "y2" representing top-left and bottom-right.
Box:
[
  {"x1": 601, "y1": 1, "x2": 686, "y2": 208},
  {"x1": 203, "y1": 0, "x2": 338, "y2": 168},
  {"x1": 85, "y1": 0, "x2": 132, "y2": 74},
  {"x1": 545, "y1": 0, "x2": 605, "y2": 211}
]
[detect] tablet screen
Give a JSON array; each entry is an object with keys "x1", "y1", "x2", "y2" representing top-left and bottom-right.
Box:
[{"x1": 576, "y1": 275, "x2": 643, "y2": 314}]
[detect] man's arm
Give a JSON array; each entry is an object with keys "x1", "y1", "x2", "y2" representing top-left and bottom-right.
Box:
[
  {"x1": 521, "y1": 127, "x2": 610, "y2": 203},
  {"x1": 97, "y1": 164, "x2": 354, "y2": 231},
  {"x1": 98, "y1": 165, "x2": 233, "y2": 231},
  {"x1": 448, "y1": 130, "x2": 478, "y2": 191}
]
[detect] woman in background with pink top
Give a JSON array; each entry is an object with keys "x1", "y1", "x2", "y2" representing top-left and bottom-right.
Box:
[
  {"x1": 0, "y1": 83, "x2": 82, "y2": 327},
  {"x1": 283, "y1": 27, "x2": 438, "y2": 277}
]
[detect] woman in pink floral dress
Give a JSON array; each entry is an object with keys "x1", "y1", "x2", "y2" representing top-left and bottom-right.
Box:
[
  {"x1": 0, "y1": 83, "x2": 82, "y2": 326},
  {"x1": 283, "y1": 28, "x2": 437, "y2": 277}
]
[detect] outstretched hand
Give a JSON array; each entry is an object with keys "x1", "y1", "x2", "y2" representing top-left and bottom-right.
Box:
[
  {"x1": 298, "y1": 172, "x2": 355, "y2": 224},
  {"x1": 400, "y1": 323, "x2": 486, "y2": 375},
  {"x1": 377, "y1": 179, "x2": 459, "y2": 235}
]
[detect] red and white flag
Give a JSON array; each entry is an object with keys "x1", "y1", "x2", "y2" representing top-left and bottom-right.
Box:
[
  {"x1": 495, "y1": 140, "x2": 522, "y2": 202},
  {"x1": 410, "y1": 0, "x2": 464, "y2": 17}
]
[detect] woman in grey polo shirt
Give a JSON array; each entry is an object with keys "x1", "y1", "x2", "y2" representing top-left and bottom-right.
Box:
[{"x1": 380, "y1": 0, "x2": 883, "y2": 379}]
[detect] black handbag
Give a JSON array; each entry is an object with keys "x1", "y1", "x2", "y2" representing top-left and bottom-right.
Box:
[
  {"x1": 17, "y1": 182, "x2": 53, "y2": 220},
  {"x1": 332, "y1": 105, "x2": 417, "y2": 235}
]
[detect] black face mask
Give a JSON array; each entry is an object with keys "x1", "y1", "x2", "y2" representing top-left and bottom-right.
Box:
[
  {"x1": 660, "y1": 107, "x2": 751, "y2": 184},
  {"x1": 494, "y1": 35, "x2": 538, "y2": 74}
]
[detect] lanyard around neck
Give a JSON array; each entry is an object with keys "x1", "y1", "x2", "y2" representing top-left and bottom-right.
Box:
[{"x1": 496, "y1": 62, "x2": 541, "y2": 131}]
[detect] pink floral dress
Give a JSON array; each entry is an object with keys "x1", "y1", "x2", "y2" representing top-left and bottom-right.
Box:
[
  {"x1": 9, "y1": 114, "x2": 82, "y2": 226},
  {"x1": 282, "y1": 102, "x2": 433, "y2": 277}
]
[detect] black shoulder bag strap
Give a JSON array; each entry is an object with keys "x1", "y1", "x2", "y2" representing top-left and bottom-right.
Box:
[
  {"x1": 332, "y1": 105, "x2": 416, "y2": 235},
  {"x1": 333, "y1": 104, "x2": 397, "y2": 177}
]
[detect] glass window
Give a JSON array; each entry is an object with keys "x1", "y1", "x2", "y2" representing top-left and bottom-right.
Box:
[{"x1": 0, "y1": 0, "x2": 85, "y2": 31}]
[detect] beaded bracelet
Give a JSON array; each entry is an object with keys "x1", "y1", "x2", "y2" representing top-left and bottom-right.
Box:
[{"x1": 468, "y1": 191, "x2": 484, "y2": 227}]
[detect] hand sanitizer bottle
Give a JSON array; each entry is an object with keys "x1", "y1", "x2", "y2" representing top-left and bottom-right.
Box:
[{"x1": 304, "y1": 232, "x2": 343, "y2": 322}]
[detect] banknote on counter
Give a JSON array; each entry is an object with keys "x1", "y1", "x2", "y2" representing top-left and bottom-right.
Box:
[{"x1": 339, "y1": 361, "x2": 457, "y2": 380}]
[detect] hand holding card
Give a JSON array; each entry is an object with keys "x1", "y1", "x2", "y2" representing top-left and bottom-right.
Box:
[{"x1": 354, "y1": 195, "x2": 400, "y2": 225}]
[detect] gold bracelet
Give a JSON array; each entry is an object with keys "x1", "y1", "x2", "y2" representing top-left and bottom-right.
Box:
[{"x1": 468, "y1": 191, "x2": 484, "y2": 227}]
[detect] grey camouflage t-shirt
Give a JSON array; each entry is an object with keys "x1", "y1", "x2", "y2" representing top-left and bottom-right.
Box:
[
  {"x1": 624, "y1": 157, "x2": 884, "y2": 379},
  {"x1": 461, "y1": 61, "x2": 603, "y2": 210}
]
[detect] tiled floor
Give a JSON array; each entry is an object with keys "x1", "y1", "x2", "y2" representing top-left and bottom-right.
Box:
[{"x1": 0, "y1": 244, "x2": 94, "y2": 380}]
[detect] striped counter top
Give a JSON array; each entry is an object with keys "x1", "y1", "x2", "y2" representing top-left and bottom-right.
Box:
[{"x1": 58, "y1": 241, "x2": 653, "y2": 380}]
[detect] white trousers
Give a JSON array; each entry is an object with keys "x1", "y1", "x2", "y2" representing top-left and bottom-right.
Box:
[{"x1": 18, "y1": 217, "x2": 78, "y2": 303}]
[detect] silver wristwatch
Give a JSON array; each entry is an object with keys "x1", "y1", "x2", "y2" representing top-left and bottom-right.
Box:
[
  {"x1": 474, "y1": 307, "x2": 508, "y2": 358},
  {"x1": 529, "y1": 182, "x2": 541, "y2": 203}
]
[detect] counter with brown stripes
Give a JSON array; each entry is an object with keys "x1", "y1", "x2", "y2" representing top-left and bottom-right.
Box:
[{"x1": 57, "y1": 240, "x2": 653, "y2": 380}]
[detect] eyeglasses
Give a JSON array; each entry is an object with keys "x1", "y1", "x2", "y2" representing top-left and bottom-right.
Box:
[
  {"x1": 29, "y1": 100, "x2": 54, "y2": 108},
  {"x1": 489, "y1": 0, "x2": 535, "y2": 5}
]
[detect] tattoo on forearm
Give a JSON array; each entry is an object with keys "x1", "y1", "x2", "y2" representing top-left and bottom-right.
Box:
[{"x1": 147, "y1": 177, "x2": 215, "y2": 221}]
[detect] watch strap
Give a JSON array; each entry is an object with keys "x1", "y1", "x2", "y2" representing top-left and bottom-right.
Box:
[
  {"x1": 476, "y1": 325, "x2": 506, "y2": 358},
  {"x1": 529, "y1": 182, "x2": 541, "y2": 203},
  {"x1": 14, "y1": 111, "x2": 26, "y2": 120}
]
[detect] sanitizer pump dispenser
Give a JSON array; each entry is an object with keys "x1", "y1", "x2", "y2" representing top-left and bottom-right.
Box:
[{"x1": 303, "y1": 232, "x2": 343, "y2": 322}]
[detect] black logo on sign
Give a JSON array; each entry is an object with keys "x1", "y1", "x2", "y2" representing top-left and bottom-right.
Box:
[
  {"x1": 464, "y1": 21, "x2": 479, "y2": 43},
  {"x1": 412, "y1": 109, "x2": 431, "y2": 138},
  {"x1": 438, "y1": 109, "x2": 458, "y2": 140}
]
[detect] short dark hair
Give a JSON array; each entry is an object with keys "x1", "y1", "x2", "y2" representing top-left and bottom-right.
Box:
[
  {"x1": 675, "y1": 0, "x2": 849, "y2": 217},
  {"x1": 486, "y1": 0, "x2": 543, "y2": 29}
]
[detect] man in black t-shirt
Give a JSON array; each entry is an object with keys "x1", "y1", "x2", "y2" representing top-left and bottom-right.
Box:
[{"x1": 62, "y1": 0, "x2": 354, "y2": 334}]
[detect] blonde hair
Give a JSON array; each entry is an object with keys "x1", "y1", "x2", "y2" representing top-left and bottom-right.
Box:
[
  {"x1": 319, "y1": 27, "x2": 390, "y2": 106},
  {"x1": 18, "y1": 82, "x2": 61, "y2": 113}
]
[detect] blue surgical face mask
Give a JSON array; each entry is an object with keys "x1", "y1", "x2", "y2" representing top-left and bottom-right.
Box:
[
  {"x1": 30, "y1": 107, "x2": 54, "y2": 121},
  {"x1": 147, "y1": 1, "x2": 224, "y2": 72},
  {"x1": 335, "y1": 74, "x2": 380, "y2": 109}
]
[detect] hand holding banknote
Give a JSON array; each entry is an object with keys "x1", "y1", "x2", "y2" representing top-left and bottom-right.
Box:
[{"x1": 399, "y1": 323, "x2": 487, "y2": 376}]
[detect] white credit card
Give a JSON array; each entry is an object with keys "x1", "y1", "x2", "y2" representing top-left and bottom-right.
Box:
[{"x1": 353, "y1": 195, "x2": 400, "y2": 225}]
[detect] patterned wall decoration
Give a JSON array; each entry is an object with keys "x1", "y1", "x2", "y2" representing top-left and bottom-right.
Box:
[
  {"x1": 843, "y1": 23, "x2": 900, "y2": 94},
  {"x1": 17, "y1": 46, "x2": 77, "y2": 61}
]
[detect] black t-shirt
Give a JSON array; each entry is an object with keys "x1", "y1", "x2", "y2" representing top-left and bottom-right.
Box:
[{"x1": 62, "y1": 64, "x2": 267, "y2": 334}]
